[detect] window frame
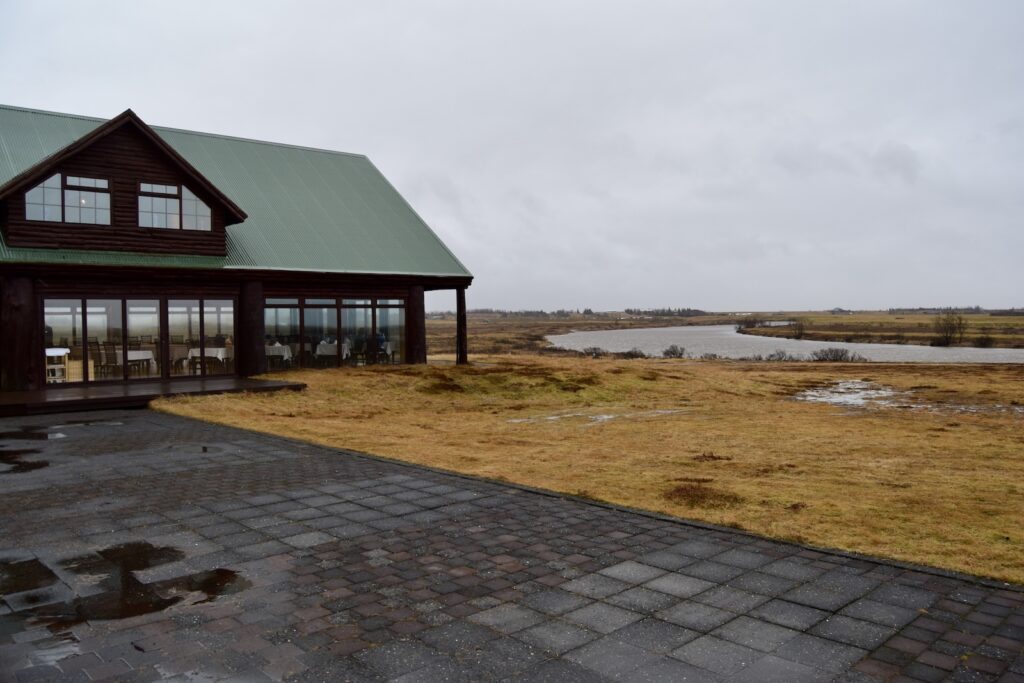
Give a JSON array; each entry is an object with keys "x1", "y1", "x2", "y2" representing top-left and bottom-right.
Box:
[
  {"x1": 24, "y1": 173, "x2": 111, "y2": 225},
  {"x1": 137, "y1": 181, "x2": 212, "y2": 231}
]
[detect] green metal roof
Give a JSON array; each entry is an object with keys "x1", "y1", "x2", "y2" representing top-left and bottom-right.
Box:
[{"x1": 0, "y1": 105, "x2": 471, "y2": 278}]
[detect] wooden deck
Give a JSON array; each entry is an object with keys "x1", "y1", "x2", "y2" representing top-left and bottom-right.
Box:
[{"x1": 0, "y1": 377, "x2": 305, "y2": 417}]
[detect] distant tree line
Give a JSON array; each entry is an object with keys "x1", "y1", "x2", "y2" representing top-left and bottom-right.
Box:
[
  {"x1": 623, "y1": 308, "x2": 708, "y2": 317},
  {"x1": 887, "y1": 306, "x2": 984, "y2": 314}
]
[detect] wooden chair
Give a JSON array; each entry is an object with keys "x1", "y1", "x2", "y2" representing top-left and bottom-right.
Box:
[{"x1": 100, "y1": 341, "x2": 121, "y2": 379}]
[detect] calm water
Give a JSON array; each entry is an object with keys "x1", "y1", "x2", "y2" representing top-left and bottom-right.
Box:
[{"x1": 547, "y1": 325, "x2": 1024, "y2": 363}]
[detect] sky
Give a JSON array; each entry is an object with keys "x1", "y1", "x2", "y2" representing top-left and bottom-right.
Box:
[{"x1": 2, "y1": 1, "x2": 1022, "y2": 312}]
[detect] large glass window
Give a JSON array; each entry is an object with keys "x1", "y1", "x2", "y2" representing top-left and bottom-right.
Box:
[
  {"x1": 265, "y1": 305, "x2": 299, "y2": 369},
  {"x1": 376, "y1": 302, "x2": 405, "y2": 364},
  {"x1": 138, "y1": 183, "x2": 210, "y2": 231},
  {"x1": 182, "y1": 187, "x2": 212, "y2": 231},
  {"x1": 86, "y1": 300, "x2": 124, "y2": 381},
  {"x1": 26, "y1": 174, "x2": 110, "y2": 224},
  {"x1": 127, "y1": 300, "x2": 161, "y2": 380},
  {"x1": 43, "y1": 299, "x2": 84, "y2": 384},
  {"x1": 168, "y1": 299, "x2": 201, "y2": 376},
  {"x1": 341, "y1": 300, "x2": 373, "y2": 366},
  {"x1": 203, "y1": 300, "x2": 235, "y2": 375},
  {"x1": 303, "y1": 301, "x2": 338, "y2": 368}
]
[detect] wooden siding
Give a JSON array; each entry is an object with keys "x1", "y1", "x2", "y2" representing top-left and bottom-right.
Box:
[{"x1": 2, "y1": 124, "x2": 227, "y2": 256}]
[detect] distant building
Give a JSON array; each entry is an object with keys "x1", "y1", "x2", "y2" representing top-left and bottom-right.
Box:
[{"x1": 0, "y1": 106, "x2": 472, "y2": 392}]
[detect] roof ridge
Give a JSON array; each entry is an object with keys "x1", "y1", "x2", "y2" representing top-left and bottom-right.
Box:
[{"x1": 0, "y1": 103, "x2": 369, "y2": 160}]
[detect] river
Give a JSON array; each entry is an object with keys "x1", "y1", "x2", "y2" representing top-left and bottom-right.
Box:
[{"x1": 546, "y1": 324, "x2": 1024, "y2": 363}]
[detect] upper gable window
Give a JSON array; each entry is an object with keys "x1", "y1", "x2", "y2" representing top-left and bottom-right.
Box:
[
  {"x1": 25, "y1": 174, "x2": 111, "y2": 225},
  {"x1": 138, "y1": 183, "x2": 211, "y2": 231}
]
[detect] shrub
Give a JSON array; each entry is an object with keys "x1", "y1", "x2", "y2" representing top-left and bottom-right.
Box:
[
  {"x1": 974, "y1": 334, "x2": 995, "y2": 348},
  {"x1": 580, "y1": 347, "x2": 607, "y2": 358},
  {"x1": 810, "y1": 347, "x2": 867, "y2": 362},
  {"x1": 662, "y1": 344, "x2": 686, "y2": 359},
  {"x1": 618, "y1": 347, "x2": 648, "y2": 359}
]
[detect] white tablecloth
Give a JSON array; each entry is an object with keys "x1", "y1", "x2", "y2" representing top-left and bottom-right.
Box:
[
  {"x1": 315, "y1": 342, "x2": 351, "y2": 359},
  {"x1": 187, "y1": 347, "x2": 234, "y2": 361},
  {"x1": 45, "y1": 347, "x2": 70, "y2": 358},
  {"x1": 266, "y1": 345, "x2": 293, "y2": 361}
]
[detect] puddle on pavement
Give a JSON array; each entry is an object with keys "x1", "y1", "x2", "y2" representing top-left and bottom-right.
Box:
[
  {"x1": 1, "y1": 542, "x2": 251, "y2": 635},
  {"x1": 0, "y1": 449, "x2": 48, "y2": 474},
  {"x1": 0, "y1": 426, "x2": 66, "y2": 441},
  {"x1": 0, "y1": 558, "x2": 58, "y2": 594}
]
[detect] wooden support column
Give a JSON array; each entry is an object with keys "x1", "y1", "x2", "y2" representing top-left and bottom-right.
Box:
[
  {"x1": 236, "y1": 280, "x2": 266, "y2": 377},
  {"x1": 406, "y1": 285, "x2": 426, "y2": 364},
  {"x1": 456, "y1": 287, "x2": 468, "y2": 365},
  {"x1": 0, "y1": 276, "x2": 40, "y2": 391}
]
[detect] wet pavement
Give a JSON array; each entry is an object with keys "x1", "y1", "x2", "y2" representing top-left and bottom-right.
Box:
[{"x1": 1, "y1": 410, "x2": 1022, "y2": 682}]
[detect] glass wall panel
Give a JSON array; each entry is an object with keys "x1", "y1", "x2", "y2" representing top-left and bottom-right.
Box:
[
  {"x1": 127, "y1": 300, "x2": 161, "y2": 380},
  {"x1": 341, "y1": 306, "x2": 372, "y2": 365},
  {"x1": 376, "y1": 306, "x2": 405, "y2": 364},
  {"x1": 43, "y1": 299, "x2": 84, "y2": 383},
  {"x1": 86, "y1": 300, "x2": 123, "y2": 381},
  {"x1": 168, "y1": 299, "x2": 201, "y2": 376},
  {"x1": 265, "y1": 306, "x2": 299, "y2": 369},
  {"x1": 203, "y1": 300, "x2": 234, "y2": 375},
  {"x1": 303, "y1": 307, "x2": 338, "y2": 367}
]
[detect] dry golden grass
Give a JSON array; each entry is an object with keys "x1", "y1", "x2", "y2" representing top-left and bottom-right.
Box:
[
  {"x1": 154, "y1": 357, "x2": 1024, "y2": 583},
  {"x1": 744, "y1": 312, "x2": 1024, "y2": 348}
]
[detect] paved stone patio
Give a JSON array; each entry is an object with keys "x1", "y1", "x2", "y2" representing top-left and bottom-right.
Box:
[{"x1": 1, "y1": 410, "x2": 1022, "y2": 682}]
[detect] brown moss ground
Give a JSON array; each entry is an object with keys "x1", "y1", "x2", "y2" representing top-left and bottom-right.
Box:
[{"x1": 154, "y1": 357, "x2": 1024, "y2": 583}]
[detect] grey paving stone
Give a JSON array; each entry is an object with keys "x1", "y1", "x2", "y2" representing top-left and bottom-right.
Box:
[
  {"x1": 516, "y1": 620, "x2": 599, "y2": 655},
  {"x1": 728, "y1": 571, "x2": 798, "y2": 597},
  {"x1": 725, "y1": 654, "x2": 830, "y2": 682},
  {"x1": 865, "y1": 583, "x2": 939, "y2": 610},
  {"x1": 561, "y1": 573, "x2": 631, "y2": 599},
  {"x1": 658, "y1": 602, "x2": 737, "y2": 632},
  {"x1": 680, "y1": 560, "x2": 747, "y2": 583},
  {"x1": 516, "y1": 658, "x2": 612, "y2": 682},
  {"x1": 672, "y1": 634, "x2": 761, "y2": 675},
  {"x1": 630, "y1": 655, "x2": 719, "y2": 683},
  {"x1": 693, "y1": 585, "x2": 770, "y2": 613},
  {"x1": 749, "y1": 599, "x2": 829, "y2": 630},
  {"x1": 809, "y1": 614, "x2": 896, "y2": 649},
  {"x1": 712, "y1": 615, "x2": 801, "y2": 652},
  {"x1": 598, "y1": 561, "x2": 665, "y2": 584},
  {"x1": 611, "y1": 618, "x2": 700, "y2": 654},
  {"x1": 564, "y1": 602, "x2": 643, "y2": 634},
  {"x1": 417, "y1": 620, "x2": 499, "y2": 654},
  {"x1": 520, "y1": 589, "x2": 592, "y2": 616},
  {"x1": 467, "y1": 603, "x2": 545, "y2": 633},
  {"x1": 565, "y1": 636, "x2": 661, "y2": 678},
  {"x1": 281, "y1": 531, "x2": 334, "y2": 548},
  {"x1": 637, "y1": 550, "x2": 696, "y2": 571},
  {"x1": 669, "y1": 539, "x2": 731, "y2": 559},
  {"x1": 714, "y1": 548, "x2": 772, "y2": 570},
  {"x1": 839, "y1": 598, "x2": 919, "y2": 629},
  {"x1": 782, "y1": 583, "x2": 861, "y2": 612},
  {"x1": 760, "y1": 559, "x2": 825, "y2": 582},
  {"x1": 605, "y1": 587, "x2": 678, "y2": 614},
  {"x1": 643, "y1": 573, "x2": 714, "y2": 599},
  {"x1": 354, "y1": 640, "x2": 447, "y2": 678},
  {"x1": 773, "y1": 633, "x2": 867, "y2": 673}
]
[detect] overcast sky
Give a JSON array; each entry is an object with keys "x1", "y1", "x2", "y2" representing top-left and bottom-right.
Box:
[{"x1": 2, "y1": 1, "x2": 1022, "y2": 311}]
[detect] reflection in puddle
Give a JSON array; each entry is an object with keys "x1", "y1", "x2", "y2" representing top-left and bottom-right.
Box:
[
  {"x1": 1, "y1": 542, "x2": 251, "y2": 637},
  {"x1": 0, "y1": 426, "x2": 66, "y2": 441},
  {"x1": 0, "y1": 558, "x2": 57, "y2": 594},
  {"x1": 0, "y1": 449, "x2": 47, "y2": 474}
]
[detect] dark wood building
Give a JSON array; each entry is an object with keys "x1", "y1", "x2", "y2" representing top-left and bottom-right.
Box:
[{"x1": 0, "y1": 106, "x2": 472, "y2": 393}]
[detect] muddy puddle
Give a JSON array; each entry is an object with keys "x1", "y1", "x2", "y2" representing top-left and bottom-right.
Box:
[
  {"x1": 0, "y1": 542, "x2": 250, "y2": 636},
  {"x1": 0, "y1": 449, "x2": 47, "y2": 474},
  {"x1": 795, "y1": 380, "x2": 1024, "y2": 415},
  {"x1": 509, "y1": 408, "x2": 685, "y2": 425}
]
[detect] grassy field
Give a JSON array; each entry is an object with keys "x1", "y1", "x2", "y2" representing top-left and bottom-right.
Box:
[
  {"x1": 155, "y1": 356, "x2": 1024, "y2": 583},
  {"x1": 741, "y1": 311, "x2": 1024, "y2": 349},
  {"x1": 426, "y1": 311, "x2": 737, "y2": 355}
]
